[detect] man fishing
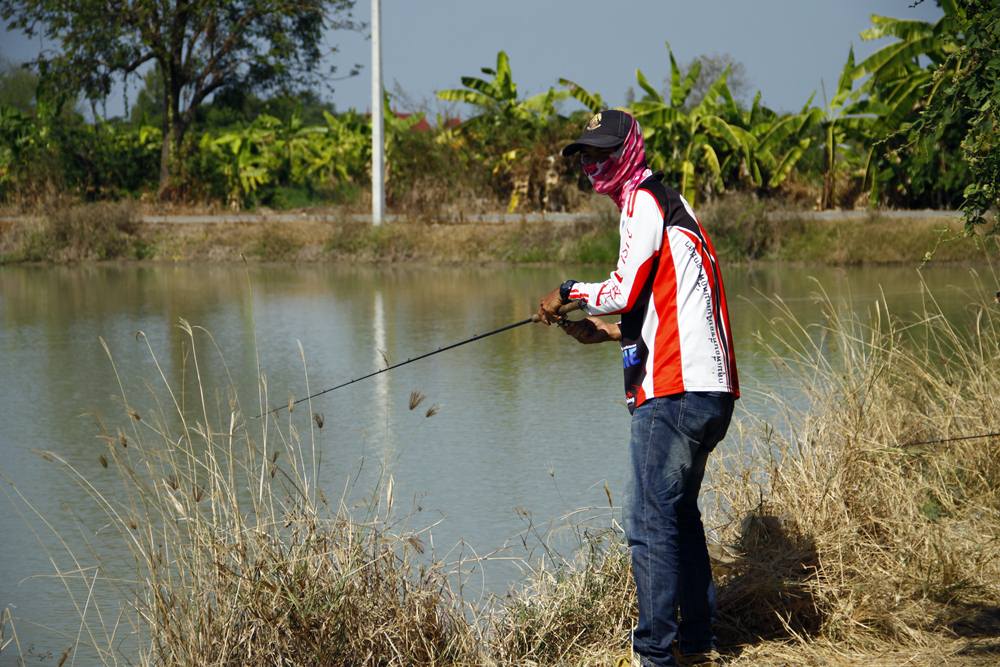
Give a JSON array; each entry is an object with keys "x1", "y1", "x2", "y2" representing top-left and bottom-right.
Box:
[{"x1": 536, "y1": 109, "x2": 739, "y2": 667}]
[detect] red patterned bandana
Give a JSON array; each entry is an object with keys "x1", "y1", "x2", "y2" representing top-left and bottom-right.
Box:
[{"x1": 583, "y1": 116, "x2": 652, "y2": 210}]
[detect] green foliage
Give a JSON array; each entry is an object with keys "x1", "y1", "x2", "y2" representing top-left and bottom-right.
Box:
[
  {"x1": 904, "y1": 0, "x2": 998, "y2": 232},
  {"x1": 857, "y1": 3, "x2": 959, "y2": 127},
  {"x1": 437, "y1": 51, "x2": 575, "y2": 212},
  {"x1": 191, "y1": 110, "x2": 369, "y2": 209},
  {"x1": 0, "y1": 103, "x2": 160, "y2": 201},
  {"x1": 814, "y1": 47, "x2": 879, "y2": 209},
  {"x1": 858, "y1": 2, "x2": 971, "y2": 212},
  {"x1": 629, "y1": 42, "x2": 816, "y2": 206},
  {"x1": 0, "y1": 5, "x2": 985, "y2": 221},
  {"x1": 0, "y1": 0, "x2": 359, "y2": 196},
  {"x1": 0, "y1": 57, "x2": 37, "y2": 112},
  {"x1": 558, "y1": 79, "x2": 605, "y2": 114},
  {"x1": 437, "y1": 51, "x2": 567, "y2": 130}
]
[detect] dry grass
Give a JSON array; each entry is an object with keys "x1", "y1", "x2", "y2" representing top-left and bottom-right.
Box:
[
  {"x1": 490, "y1": 273, "x2": 1000, "y2": 665},
  {"x1": 6, "y1": 274, "x2": 1000, "y2": 665},
  {"x1": 0, "y1": 200, "x2": 147, "y2": 262},
  {"x1": 710, "y1": 277, "x2": 1000, "y2": 647},
  {"x1": 9, "y1": 320, "x2": 482, "y2": 665}
]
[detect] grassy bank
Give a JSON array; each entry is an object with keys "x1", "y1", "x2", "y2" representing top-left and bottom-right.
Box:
[
  {"x1": 0, "y1": 198, "x2": 996, "y2": 266},
  {"x1": 4, "y1": 279, "x2": 998, "y2": 665}
]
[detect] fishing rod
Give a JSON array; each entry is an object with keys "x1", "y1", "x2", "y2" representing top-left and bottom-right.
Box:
[{"x1": 255, "y1": 300, "x2": 582, "y2": 418}]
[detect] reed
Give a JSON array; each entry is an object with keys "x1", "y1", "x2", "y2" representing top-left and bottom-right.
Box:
[
  {"x1": 705, "y1": 275, "x2": 1000, "y2": 659},
  {"x1": 9, "y1": 275, "x2": 1000, "y2": 665},
  {"x1": 15, "y1": 319, "x2": 481, "y2": 665}
]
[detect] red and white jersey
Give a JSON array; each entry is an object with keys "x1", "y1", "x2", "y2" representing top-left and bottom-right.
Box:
[{"x1": 568, "y1": 174, "x2": 739, "y2": 412}]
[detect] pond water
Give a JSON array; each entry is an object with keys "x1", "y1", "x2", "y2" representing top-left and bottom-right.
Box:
[{"x1": 0, "y1": 260, "x2": 992, "y2": 662}]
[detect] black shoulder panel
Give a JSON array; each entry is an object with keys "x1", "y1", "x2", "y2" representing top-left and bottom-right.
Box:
[{"x1": 636, "y1": 174, "x2": 699, "y2": 236}]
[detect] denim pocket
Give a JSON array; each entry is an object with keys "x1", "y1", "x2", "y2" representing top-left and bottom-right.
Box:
[{"x1": 675, "y1": 393, "x2": 733, "y2": 446}]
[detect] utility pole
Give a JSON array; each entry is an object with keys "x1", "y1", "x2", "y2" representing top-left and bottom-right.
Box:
[{"x1": 371, "y1": 0, "x2": 384, "y2": 226}]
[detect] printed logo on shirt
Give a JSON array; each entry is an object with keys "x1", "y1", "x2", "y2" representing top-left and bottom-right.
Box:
[{"x1": 622, "y1": 344, "x2": 641, "y2": 369}]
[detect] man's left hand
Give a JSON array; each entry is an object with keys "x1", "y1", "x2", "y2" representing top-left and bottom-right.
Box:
[
  {"x1": 562, "y1": 317, "x2": 621, "y2": 344},
  {"x1": 536, "y1": 288, "x2": 564, "y2": 325}
]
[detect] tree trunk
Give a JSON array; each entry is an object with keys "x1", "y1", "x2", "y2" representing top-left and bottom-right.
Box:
[
  {"x1": 157, "y1": 71, "x2": 186, "y2": 200},
  {"x1": 822, "y1": 124, "x2": 836, "y2": 209}
]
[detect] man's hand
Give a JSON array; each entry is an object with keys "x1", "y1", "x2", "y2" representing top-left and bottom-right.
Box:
[
  {"x1": 536, "y1": 287, "x2": 564, "y2": 325},
  {"x1": 562, "y1": 317, "x2": 621, "y2": 344}
]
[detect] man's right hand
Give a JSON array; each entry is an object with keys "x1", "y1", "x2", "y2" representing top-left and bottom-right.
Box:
[
  {"x1": 536, "y1": 287, "x2": 564, "y2": 325},
  {"x1": 561, "y1": 317, "x2": 621, "y2": 344}
]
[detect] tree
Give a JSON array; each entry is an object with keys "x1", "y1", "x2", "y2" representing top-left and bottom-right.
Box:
[
  {"x1": 902, "y1": 0, "x2": 997, "y2": 231},
  {"x1": 684, "y1": 53, "x2": 750, "y2": 108},
  {"x1": 630, "y1": 43, "x2": 753, "y2": 206},
  {"x1": 856, "y1": 1, "x2": 960, "y2": 127},
  {"x1": 0, "y1": 56, "x2": 38, "y2": 112},
  {"x1": 437, "y1": 51, "x2": 567, "y2": 131},
  {"x1": 437, "y1": 51, "x2": 570, "y2": 212},
  {"x1": 816, "y1": 47, "x2": 878, "y2": 209},
  {"x1": 854, "y1": 2, "x2": 971, "y2": 210},
  {"x1": 1, "y1": 0, "x2": 360, "y2": 198}
]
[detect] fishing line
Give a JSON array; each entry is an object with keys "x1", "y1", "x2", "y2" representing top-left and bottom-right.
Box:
[
  {"x1": 902, "y1": 431, "x2": 1000, "y2": 447},
  {"x1": 255, "y1": 300, "x2": 582, "y2": 418}
]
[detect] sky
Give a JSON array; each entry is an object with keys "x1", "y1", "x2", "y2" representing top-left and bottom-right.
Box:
[{"x1": 1, "y1": 0, "x2": 943, "y2": 117}]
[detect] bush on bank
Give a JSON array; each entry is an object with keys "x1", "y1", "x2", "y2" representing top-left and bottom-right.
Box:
[
  {"x1": 1, "y1": 200, "x2": 149, "y2": 262},
  {"x1": 2, "y1": 197, "x2": 993, "y2": 266}
]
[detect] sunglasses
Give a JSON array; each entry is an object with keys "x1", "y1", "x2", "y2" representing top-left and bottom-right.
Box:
[{"x1": 579, "y1": 143, "x2": 624, "y2": 164}]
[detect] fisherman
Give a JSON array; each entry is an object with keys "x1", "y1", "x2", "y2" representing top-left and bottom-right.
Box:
[{"x1": 536, "y1": 109, "x2": 739, "y2": 667}]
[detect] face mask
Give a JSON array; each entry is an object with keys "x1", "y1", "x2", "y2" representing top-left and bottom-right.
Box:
[
  {"x1": 582, "y1": 141, "x2": 626, "y2": 183},
  {"x1": 583, "y1": 156, "x2": 612, "y2": 184},
  {"x1": 580, "y1": 118, "x2": 651, "y2": 209}
]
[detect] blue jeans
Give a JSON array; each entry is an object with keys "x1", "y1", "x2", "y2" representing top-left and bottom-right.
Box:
[{"x1": 624, "y1": 392, "x2": 734, "y2": 666}]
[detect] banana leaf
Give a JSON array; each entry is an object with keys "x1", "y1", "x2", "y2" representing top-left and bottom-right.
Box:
[{"x1": 558, "y1": 78, "x2": 604, "y2": 113}]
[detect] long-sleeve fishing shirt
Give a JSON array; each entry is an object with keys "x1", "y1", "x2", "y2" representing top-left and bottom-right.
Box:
[{"x1": 568, "y1": 173, "x2": 739, "y2": 412}]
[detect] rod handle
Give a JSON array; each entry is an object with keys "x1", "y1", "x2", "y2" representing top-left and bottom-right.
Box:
[{"x1": 531, "y1": 299, "x2": 583, "y2": 323}]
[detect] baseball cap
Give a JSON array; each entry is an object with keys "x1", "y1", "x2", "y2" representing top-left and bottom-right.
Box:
[{"x1": 561, "y1": 109, "x2": 633, "y2": 157}]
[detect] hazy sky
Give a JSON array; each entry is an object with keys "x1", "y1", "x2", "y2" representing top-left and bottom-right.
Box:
[{"x1": 1, "y1": 1, "x2": 943, "y2": 117}]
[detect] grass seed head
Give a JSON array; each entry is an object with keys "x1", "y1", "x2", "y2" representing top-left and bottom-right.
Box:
[{"x1": 409, "y1": 390, "x2": 426, "y2": 410}]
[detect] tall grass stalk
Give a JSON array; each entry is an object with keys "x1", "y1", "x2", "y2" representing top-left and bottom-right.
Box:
[
  {"x1": 6, "y1": 274, "x2": 1000, "y2": 665},
  {"x1": 15, "y1": 319, "x2": 480, "y2": 665}
]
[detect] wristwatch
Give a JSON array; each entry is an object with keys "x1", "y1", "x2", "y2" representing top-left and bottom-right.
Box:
[{"x1": 559, "y1": 279, "x2": 577, "y2": 304}]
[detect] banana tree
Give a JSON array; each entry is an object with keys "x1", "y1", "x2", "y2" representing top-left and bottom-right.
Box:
[
  {"x1": 855, "y1": 2, "x2": 966, "y2": 209},
  {"x1": 630, "y1": 43, "x2": 753, "y2": 206},
  {"x1": 202, "y1": 115, "x2": 284, "y2": 208},
  {"x1": 558, "y1": 78, "x2": 605, "y2": 114},
  {"x1": 721, "y1": 92, "x2": 822, "y2": 192},
  {"x1": 436, "y1": 51, "x2": 566, "y2": 131},
  {"x1": 0, "y1": 106, "x2": 36, "y2": 196},
  {"x1": 437, "y1": 51, "x2": 568, "y2": 211},
  {"x1": 283, "y1": 110, "x2": 369, "y2": 187},
  {"x1": 857, "y1": 0, "x2": 960, "y2": 127},
  {"x1": 815, "y1": 47, "x2": 880, "y2": 209}
]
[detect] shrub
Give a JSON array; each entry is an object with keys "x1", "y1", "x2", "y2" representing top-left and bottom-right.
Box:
[{"x1": 12, "y1": 200, "x2": 143, "y2": 261}]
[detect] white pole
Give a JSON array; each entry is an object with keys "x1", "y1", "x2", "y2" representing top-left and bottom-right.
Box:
[{"x1": 371, "y1": 0, "x2": 384, "y2": 226}]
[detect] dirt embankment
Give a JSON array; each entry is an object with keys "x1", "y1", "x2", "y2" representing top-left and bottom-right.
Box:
[{"x1": 0, "y1": 200, "x2": 995, "y2": 265}]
